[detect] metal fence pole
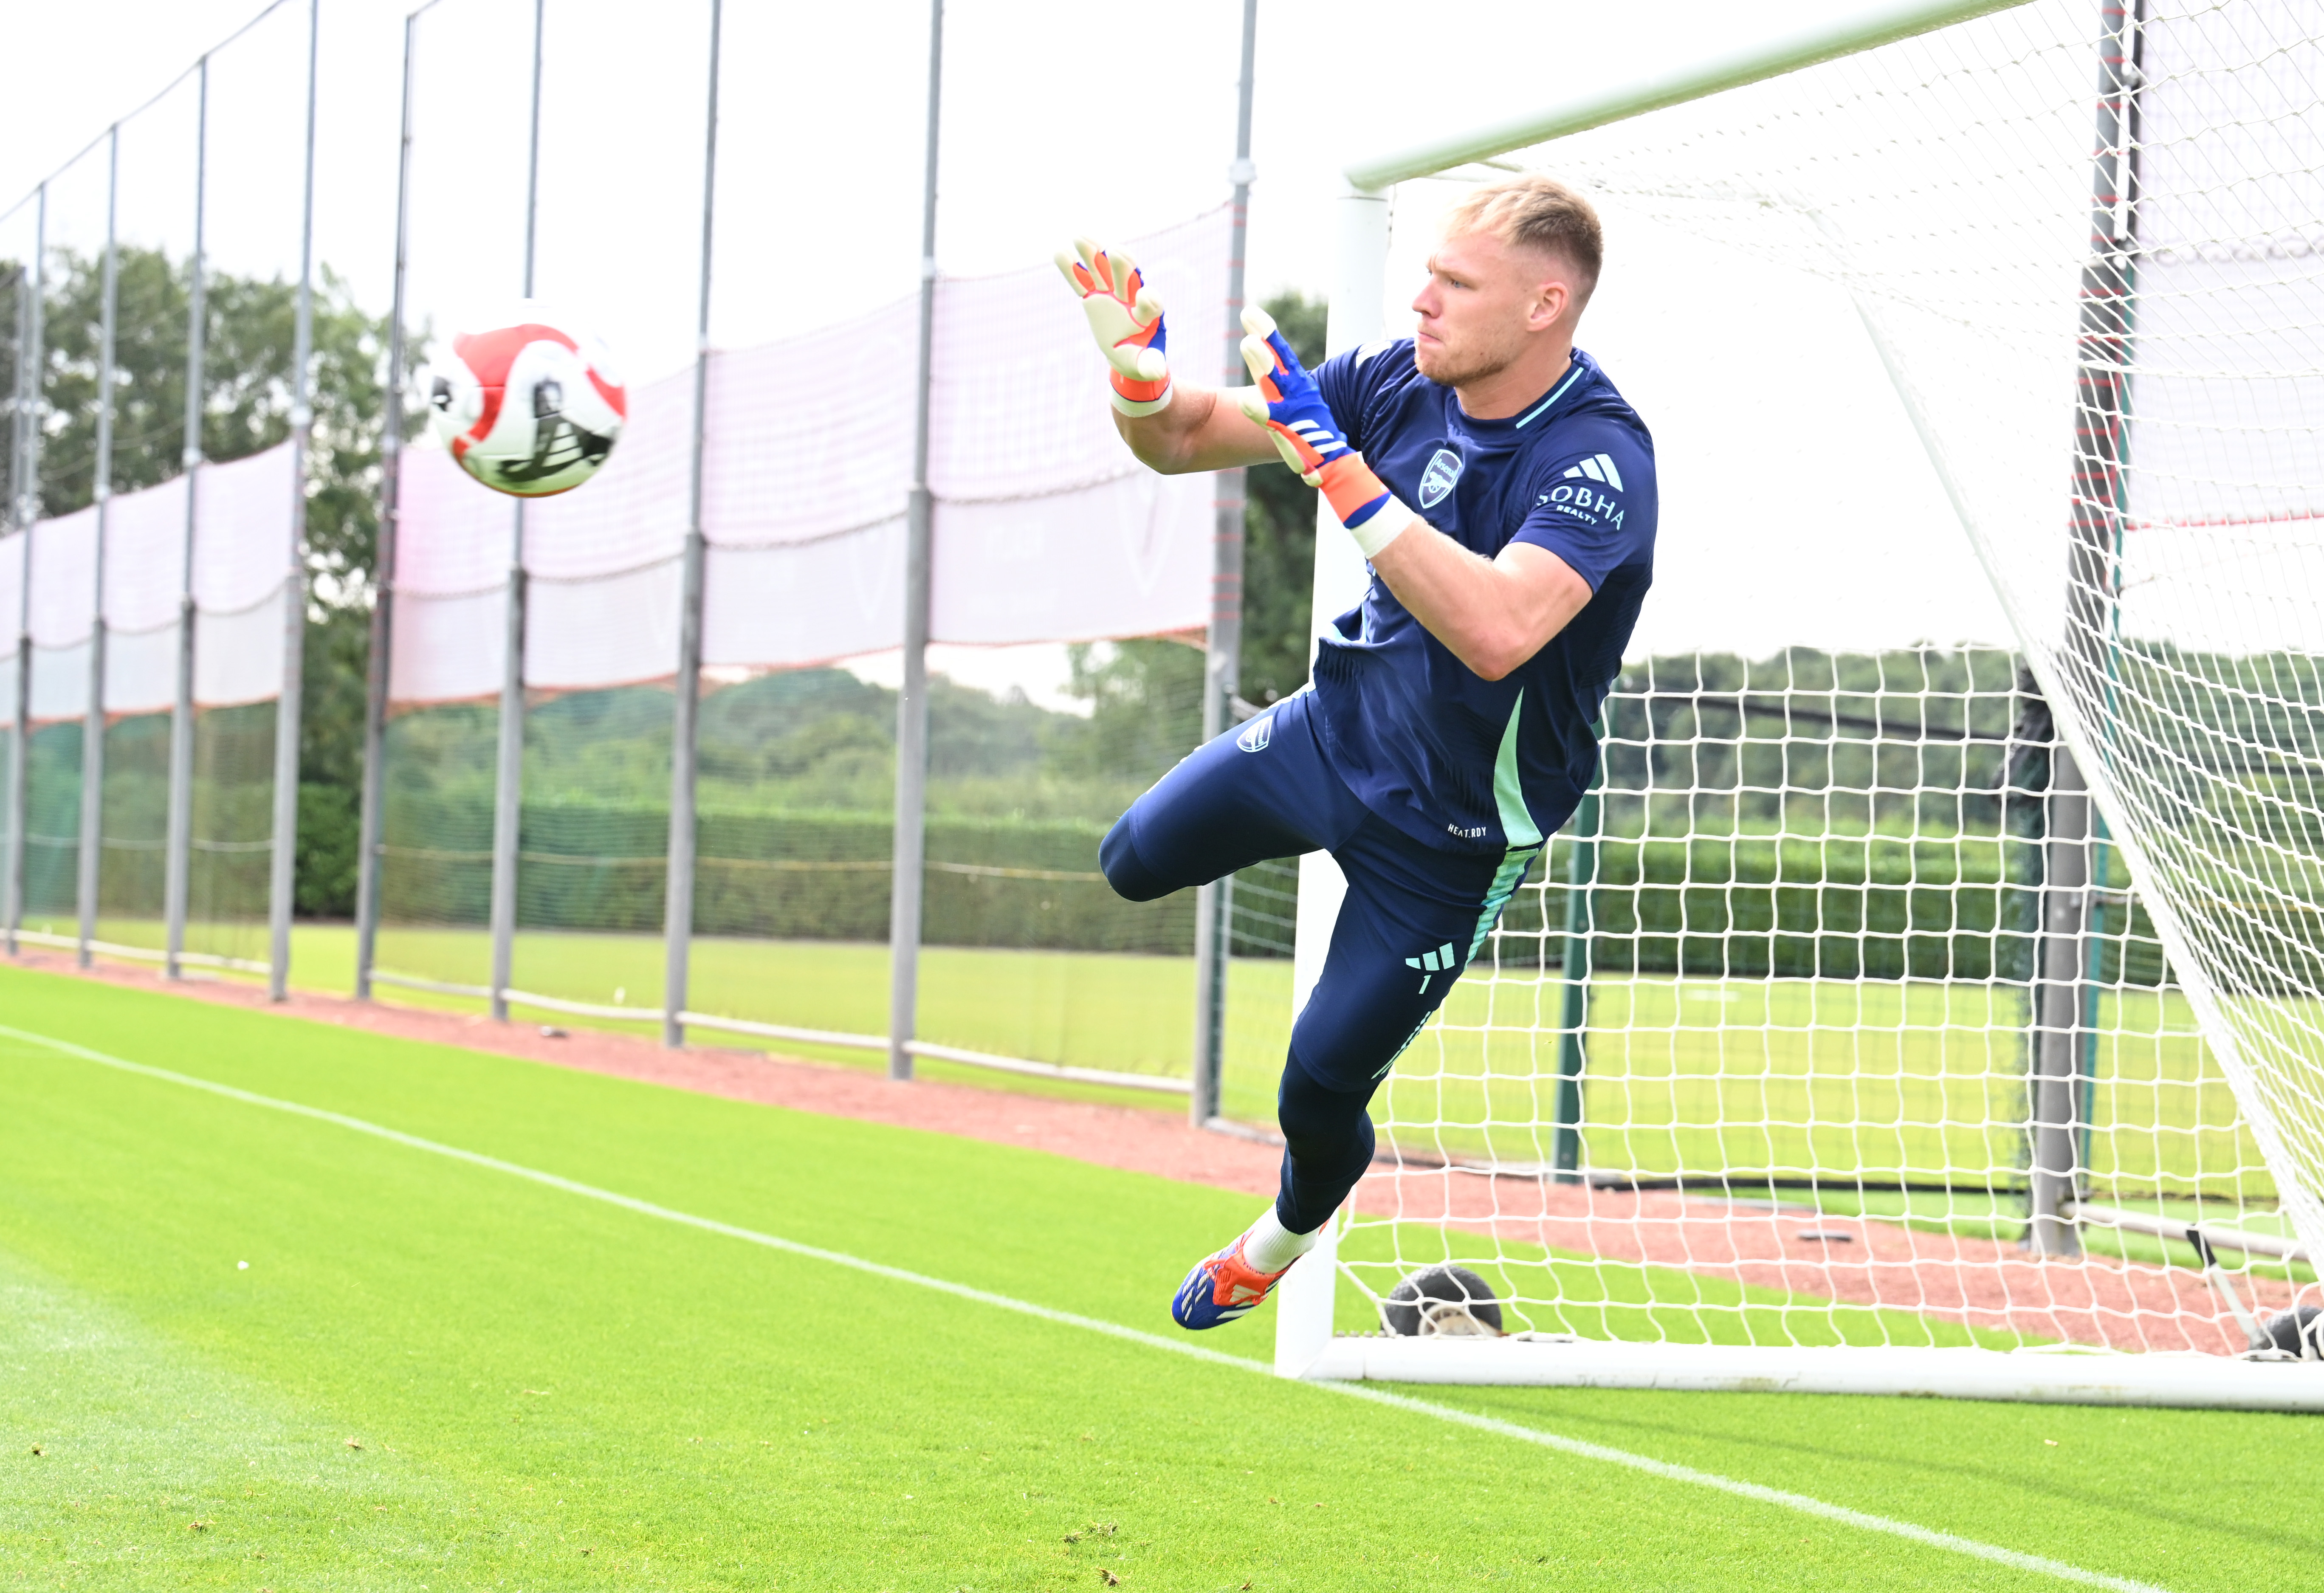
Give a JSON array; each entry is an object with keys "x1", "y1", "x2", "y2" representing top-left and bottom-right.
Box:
[
  {"x1": 77, "y1": 127, "x2": 121, "y2": 969},
  {"x1": 2028, "y1": 0, "x2": 2143, "y2": 1252},
  {"x1": 2030, "y1": 745, "x2": 2091, "y2": 1255},
  {"x1": 1553, "y1": 711, "x2": 1608, "y2": 1182},
  {"x1": 356, "y1": 19, "x2": 417, "y2": 1001},
  {"x1": 1189, "y1": 0, "x2": 1258, "y2": 1127},
  {"x1": 886, "y1": 0, "x2": 944, "y2": 1083},
  {"x1": 2079, "y1": 809, "x2": 2112, "y2": 1177},
  {"x1": 489, "y1": 0, "x2": 547, "y2": 1022},
  {"x1": 5, "y1": 187, "x2": 45, "y2": 956},
  {"x1": 165, "y1": 58, "x2": 209, "y2": 981},
  {"x1": 267, "y1": 0, "x2": 320, "y2": 1001},
  {"x1": 2, "y1": 264, "x2": 20, "y2": 943},
  {"x1": 662, "y1": 0, "x2": 723, "y2": 1050}
]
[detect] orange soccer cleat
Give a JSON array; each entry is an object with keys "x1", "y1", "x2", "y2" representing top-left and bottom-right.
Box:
[{"x1": 1170, "y1": 1232, "x2": 1291, "y2": 1330}]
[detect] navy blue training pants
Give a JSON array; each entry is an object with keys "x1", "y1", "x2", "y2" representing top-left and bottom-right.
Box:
[{"x1": 1100, "y1": 692, "x2": 1544, "y2": 1235}]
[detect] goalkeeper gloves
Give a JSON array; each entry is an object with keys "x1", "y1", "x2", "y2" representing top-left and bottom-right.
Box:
[
  {"x1": 1235, "y1": 307, "x2": 1414, "y2": 559},
  {"x1": 1057, "y1": 237, "x2": 1173, "y2": 416}
]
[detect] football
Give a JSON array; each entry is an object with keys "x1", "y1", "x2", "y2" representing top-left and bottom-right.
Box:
[
  {"x1": 426, "y1": 306, "x2": 626, "y2": 496},
  {"x1": 1382, "y1": 1264, "x2": 1505, "y2": 1337}
]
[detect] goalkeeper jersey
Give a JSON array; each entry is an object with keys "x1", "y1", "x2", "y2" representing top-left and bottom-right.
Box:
[{"x1": 1309, "y1": 340, "x2": 1656, "y2": 856}]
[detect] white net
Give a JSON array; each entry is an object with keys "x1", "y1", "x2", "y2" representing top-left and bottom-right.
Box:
[
  {"x1": 1333, "y1": 0, "x2": 2324, "y2": 1356},
  {"x1": 1355, "y1": 651, "x2": 2290, "y2": 1351}
]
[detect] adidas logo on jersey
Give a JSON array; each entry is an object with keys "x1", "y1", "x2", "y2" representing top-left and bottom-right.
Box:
[
  {"x1": 1404, "y1": 942, "x2": 1458, "y2": 995},
  {"x1": 1562, "y1": 452, "x2": 1625, "y2": 490},
  {"x1": 1538, "y1": 452, "x2": 1627, "y2": 530},
  {"x1": 1236, "y1": 716, "x2": 1273, "y2": 753}
]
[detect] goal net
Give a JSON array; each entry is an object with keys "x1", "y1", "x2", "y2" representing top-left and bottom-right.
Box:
[{"x1": 1276, "y1": 0, "x2": 2324, "y2": 1398}]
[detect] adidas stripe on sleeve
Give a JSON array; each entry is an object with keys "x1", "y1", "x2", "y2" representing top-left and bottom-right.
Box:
[{"x1": 1512, "y1": 438, "x2": 1653, "y2": 592}]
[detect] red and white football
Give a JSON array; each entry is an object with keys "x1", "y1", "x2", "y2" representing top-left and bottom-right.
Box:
[{"x1": 426, "y1": 306, "x2": 626, "y2": 497}]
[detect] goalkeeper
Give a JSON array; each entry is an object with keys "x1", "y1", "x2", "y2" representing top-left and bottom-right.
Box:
[{"x1": 1059, "y1": 174, "x2": 1656, "y2": 1330}]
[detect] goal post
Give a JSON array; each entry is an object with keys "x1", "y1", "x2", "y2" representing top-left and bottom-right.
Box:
[{"x1": 1273, "y1": 0, "x2": 2324, "y2": 1407}]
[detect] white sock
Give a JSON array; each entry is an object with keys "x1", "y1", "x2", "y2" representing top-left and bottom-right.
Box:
[{"x1": 1241, "y1": 1205, "x2": 1318, "y2": 1274}]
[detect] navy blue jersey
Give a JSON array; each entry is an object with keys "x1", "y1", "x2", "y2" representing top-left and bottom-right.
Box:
[{"x1": 1309, "y1": 340, "x2": 1656, "y2": 857}]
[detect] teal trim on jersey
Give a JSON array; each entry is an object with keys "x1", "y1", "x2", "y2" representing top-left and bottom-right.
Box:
[
  {"x1": 1513, "y1": 360, "x2": 1587, "y2": 430},
  {"x1": 1466, "y1": 844, "x2": 1542, "y2": 965},
  {"x1": 1466, "y1": 695, "x2": 1546, "y2": 962},
  {"x1": 1492, "y1": 694, "x2": 1544, "y2": 849}
]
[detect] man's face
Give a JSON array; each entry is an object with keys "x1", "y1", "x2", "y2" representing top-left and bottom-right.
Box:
[{"x1": 1410, "y1": 228, "x2": 1571, "y2": 387}]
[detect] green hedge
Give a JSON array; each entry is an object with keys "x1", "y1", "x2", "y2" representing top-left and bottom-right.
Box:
[
  {"x1": 1506, "y1": 832, "x2": 2165, "y2": 985},
  {"x1": 381, "y1": 798, "x2": 1191, "y2": 953},
  {"x1": 379, "y1": 795, "x2": 2172, "y2": 981}
]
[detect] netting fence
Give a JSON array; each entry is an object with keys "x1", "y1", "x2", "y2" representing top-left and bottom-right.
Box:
[{"x1": 361, "y1": 0, "x2": 1297, "y2": 1102}]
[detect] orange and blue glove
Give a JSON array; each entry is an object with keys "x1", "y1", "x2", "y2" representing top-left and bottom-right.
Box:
[
  {"x1": 1235, "y1": 306, "x2": 1414, "y2": 558},
  {"x1": 1057, "y1": 237, "x2": 1173, "y2": 417}
]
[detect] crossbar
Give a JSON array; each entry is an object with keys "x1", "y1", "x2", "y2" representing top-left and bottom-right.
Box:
[{"x1": 1343, "y1": 0, "x2": 2034, "y2": 192}]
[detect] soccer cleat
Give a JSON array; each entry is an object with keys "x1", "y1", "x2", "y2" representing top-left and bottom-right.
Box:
[{"x1": 1170, "y1": 1233, "x2": 1290, "y2": 1330}]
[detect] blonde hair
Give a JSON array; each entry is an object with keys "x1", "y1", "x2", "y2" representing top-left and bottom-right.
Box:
[{"x1": 1441, "y1": 172, "x2": 1603, "y2": 304}]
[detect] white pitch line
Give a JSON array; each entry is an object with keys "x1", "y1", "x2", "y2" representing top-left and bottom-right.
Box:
[{"x1": 3, "y1": 1021, "x2": 2167, "y2": 1593}]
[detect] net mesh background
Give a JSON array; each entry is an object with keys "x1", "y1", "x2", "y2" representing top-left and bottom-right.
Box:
[
  {"x1": 1326, "y1": 0, "x2": 2319, "y2": 1351},
  {"x1": 185, "y1": 700, "x2": 274, "y2": 964}
]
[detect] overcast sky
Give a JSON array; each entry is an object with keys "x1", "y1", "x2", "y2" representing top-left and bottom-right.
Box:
[
  {"x1": 1, "y1": 0, "x2": 1913, "y2": 361},
  {"x1": 1, "y1": 0, "x2": 2017, "y2": 705}
]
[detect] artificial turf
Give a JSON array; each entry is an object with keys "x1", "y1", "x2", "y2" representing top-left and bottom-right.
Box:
[{"x1": 3, "y1": 965, "x2": 2319, "y2": 1589}]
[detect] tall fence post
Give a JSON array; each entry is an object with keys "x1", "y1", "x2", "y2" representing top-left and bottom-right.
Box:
[
  {"x1": 2027, "y1": 0, "x2": 2144, "y2": 1251},
  {"x1": 2079, "y1": 809, "x2": 2112, "y2": 1175},
  {"x1": 165, "y1": 57, "x2": 209, "y2": 981},
  {"x1": 267, "y1": 0, "x2": 320, "y2": 1001},
  {"x1": 489, "y1": 0, "x2": 547, "y2": 1023},
  {"x1": 355, "y1": 20, "x2": 416, "y2": 1002},
  {"x1": 1553, "y1": 711, "x2": 1608, "y2": 1182},
  {"x1": 488, "y1": 540, "x2": 526, "y2": 1019},
  {"x1": 887, "y1": 0, "x2": 944, "y2": 1084},
  {"x1": 77, "y1": 127, "x2": 121, "y2": 969},
  {"x1": 1190, "y1": 0, "x2": 1258, "y2": 1127},
  {"x1": 2030, "y1": 745, "x2": 2091, "y2": 1255},
  {"x1": 663, "y1": 0, "x2": 723, "y2": 1050},
  {"x1": 5, "y1": 187, "x2": 44, "y2": 957},
  {"x1": 2, "y1": 263, "x2": 21, "y2": 953}
]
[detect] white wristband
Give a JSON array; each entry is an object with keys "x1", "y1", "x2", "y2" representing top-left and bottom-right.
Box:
[{"x1": 1347, "y1": 494, "x2": 1416, "y2": 560}]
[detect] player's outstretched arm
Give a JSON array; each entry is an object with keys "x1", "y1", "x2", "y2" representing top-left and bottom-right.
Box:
[
  {"x1": 1238, "y1": 306, "x2": 1591, "y2": 680},
  {"x1": 1371, "y1": 536, "x2": 1593, "y2": 682},
  {"x1": 1057, "y1": 237, "x2": 1278, "y2": 474}
]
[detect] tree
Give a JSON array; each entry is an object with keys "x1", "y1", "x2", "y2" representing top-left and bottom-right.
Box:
[
  {"x1": 25, "y1": 247, "x2": 395, "y2": 592},
  {"x1": 1238, "y1": 288, "x2": 1326, "y2": 705},
  {"x1": 3, "y1": 246, "x2": 400, "y2": 918}
]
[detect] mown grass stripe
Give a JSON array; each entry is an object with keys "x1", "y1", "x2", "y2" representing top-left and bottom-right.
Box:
[{"x1": 0, "y1": 1019, "x2": 2169, "y2": 1593}]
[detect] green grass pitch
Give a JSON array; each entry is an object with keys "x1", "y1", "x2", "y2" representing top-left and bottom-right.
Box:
[{"x1": 3, "y1": 964, "x2": 2319, "y2": 1590}]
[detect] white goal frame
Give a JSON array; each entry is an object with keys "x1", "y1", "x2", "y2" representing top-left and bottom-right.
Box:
[{"x1": 1269, "y1": 0, "x2": 2324, "y2": 1412}]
